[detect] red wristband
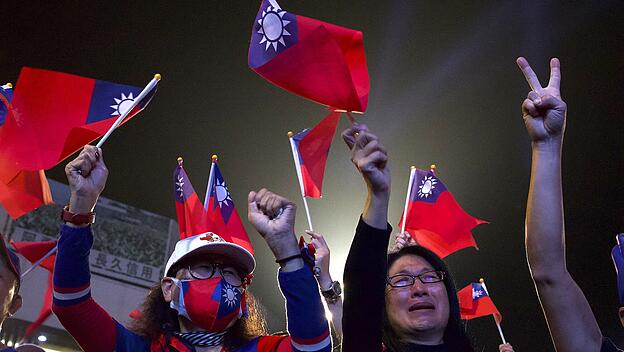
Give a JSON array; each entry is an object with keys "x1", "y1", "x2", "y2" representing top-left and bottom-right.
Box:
[{"x1": 61, "y1": 205, "x2": 96, "y2": 225}]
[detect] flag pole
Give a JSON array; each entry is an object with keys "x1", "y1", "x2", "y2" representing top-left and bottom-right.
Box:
[
  {"x1": 480, "y1": 278, "x2": 507, "y2": 344},
  {"x1": 346, "y1": 112, "x2": 355, "y2": 125},
  {"x1": 401, "y1": 166, "x2": 417, "y2": 234},
  {"x1": 20, "y1": 245, "x2": 58, "y2": 279},
  {"x1": 96, "y1": 73, "x2": 161, "y2": 148},
  {"x1": 204, "y1": 155, "x2": 218, "y2": 209},
  {"x1": 288, "y1": 132, "x2": 314, "y2": 231}
]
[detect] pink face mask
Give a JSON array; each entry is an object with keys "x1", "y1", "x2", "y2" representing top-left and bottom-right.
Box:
[{"x1": 169, "y1": 277, "x2": 247, "y2": 332}]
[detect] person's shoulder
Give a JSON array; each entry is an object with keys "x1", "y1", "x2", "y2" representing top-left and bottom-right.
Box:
[{"x1": 602, "y1": 337, "x2": 624, "y2": 352}]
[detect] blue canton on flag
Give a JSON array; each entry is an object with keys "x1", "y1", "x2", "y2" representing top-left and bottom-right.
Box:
[
  {"x1": 174, "y1": 166, "x2": 196, "y2": 203},
  {"x1": 210, "y1": 164, "x2": 235, "y2": 223},
  {"x1": 291, "y1": 128, "x2": 310, "y2": 164},
  {"x1": 410, "y1": 169, "x2": 448, "y2": 204},
  {"x1": 471, "y1": 283, "x2": 489, "y2": 301},
  {"x1": 86, "y1": 79, "x2": 156, "y2": 124},
  {"x1": 249, "y1": 0, "x2": 299, "y2": 69},
  {"x1": 0, "y1": 83, "x2": 14, "y2": 126}
]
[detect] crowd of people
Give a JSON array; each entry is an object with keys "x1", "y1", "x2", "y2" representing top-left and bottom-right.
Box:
[{"x1": 0, "y1": 57, "x2": 620, "y2": 352}]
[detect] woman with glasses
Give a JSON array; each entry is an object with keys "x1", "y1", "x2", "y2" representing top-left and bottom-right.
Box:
[
  {"x1": 52, "y1": 146, "x2": 332, "y2": 352},
  {"x1": 340, "y1": 124, "x2": 475, "y2": 352}
]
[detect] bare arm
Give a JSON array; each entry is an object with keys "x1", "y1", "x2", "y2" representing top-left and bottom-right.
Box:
[{"x1": 519, "y1": 57, "x2": 602, "y2": 352}]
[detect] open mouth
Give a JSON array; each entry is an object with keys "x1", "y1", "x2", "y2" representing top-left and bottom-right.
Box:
[{"x1": 408, "y1": 302, "x2": 435, "y2": 312}]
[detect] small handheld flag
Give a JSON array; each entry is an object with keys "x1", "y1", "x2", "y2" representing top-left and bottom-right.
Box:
[
  {"x1": 458, "y1": 279, "x2": 505, "y2": 343},
  {"x1": 174, "y1": 157, "x2": 210, "y2": 239},
  {"x1": 0, "y1": 82, "x2": 13, "y2": 126},
  {"x1": 398, "y1": 166, "x2": 487, "y2": 258},
  {"x1": 249, "y1": 0, "x2": 369, "y2": 113}
]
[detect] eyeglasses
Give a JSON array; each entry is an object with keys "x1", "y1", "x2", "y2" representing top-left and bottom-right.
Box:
[
  {"x1": 187, "y1": 264, "x2": 244, "y2": 287},
  {"x1": 386, "y1": 270, "x2": 445, "y2": 288}
]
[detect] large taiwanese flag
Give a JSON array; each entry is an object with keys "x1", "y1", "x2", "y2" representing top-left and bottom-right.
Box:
[
  {"x1": 0, "y1": 81, "x2": 53, "y2": 219},
  {"x1": 398, "y1": 168, "x2": 487, "y2": 258},
  {"x1": 11, "y1": 240, "x2": 57, "y2": 341},
  {"x1": 174, "y1": 159, "x2": 210, "y2": 239},
  {"x1": 458, "y1": 282, "x2": 502, "y2": 323},
  {"x1": 205, "y1": 160, "x2": 254, "y2": 254},
  {"x1": 0, "y1": 67, "x2": 156, "y2": 172},
  {"x1": 288, "y1": 111, "x2": 340, "y2": 198},
  {"x1": 249, "y1": 0, "x2": 369, "y2": 113}
]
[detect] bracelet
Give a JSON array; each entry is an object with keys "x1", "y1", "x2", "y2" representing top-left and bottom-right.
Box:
[{"x1": 275, "y1": 253, "x2": 303, "y2": 264}]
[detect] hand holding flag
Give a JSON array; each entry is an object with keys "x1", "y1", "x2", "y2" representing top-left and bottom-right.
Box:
[
  {"x1": 65, "y1": 146, "x2": 108, "y2": 214},
  {"x1": 341, "y1": 124, "x2": 390, "y2": 195}
]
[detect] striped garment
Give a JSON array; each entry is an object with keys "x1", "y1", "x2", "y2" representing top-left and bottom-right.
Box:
[{"x1": 52, "y1": 225, "x2": 332, "y2": 352}]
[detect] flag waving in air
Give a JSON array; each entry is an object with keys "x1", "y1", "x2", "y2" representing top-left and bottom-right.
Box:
[
  {"x1": 0, "y1": 67, "x2": 157, "y2": 172},
  {"x1": 174, "y1": 158, "x2": 210, "y2": 239},
  {"x1": 249, "y1": 0, "x2": 369, "y2": 113},
  {"x1": 458, "y1": 281, "x2": 502, "y2": 323},
  {"x1": 205, "y1": 157, "x2": 254, "y2": 255},
  {"x1": 288, "y1": 111, "x2": 341, "y2": 198},
  {"x1": 399, "y1": 167, "x2": 487, "y2": 258}
]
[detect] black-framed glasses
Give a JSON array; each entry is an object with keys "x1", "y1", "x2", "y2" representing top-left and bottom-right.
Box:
[
  {"x1": 187, "y1": 264, "x2": 244, "y2": 287},
  {"x1": 386, "y1": 270, "x2": 446, "y2": 288}
]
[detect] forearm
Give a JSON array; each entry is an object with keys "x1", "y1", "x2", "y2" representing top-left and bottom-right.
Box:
[
  {"x1": 326, "y1": 299, "x2": 343, "y2": 340},
  {"x1": 362, "y1": 190, "x2": 390, "y2": 230},
  {"x1": 525, "y1": 141, "x2": 566, "y2": 279}
]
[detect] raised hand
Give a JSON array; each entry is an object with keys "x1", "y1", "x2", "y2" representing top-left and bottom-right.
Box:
[
  {"x1": 341, "y1": 123, "x2": 390, "y2": 195},
  {"x1": 516, "y1": 57, "x2": 566, "y2": 145},
  {"x1": 306, "y1": 230, "x2": 332, "y2": 289},
  {"x1": 65, "y1": 145, "x2": 108, "y2": 214},
  {"x1": 394, "y1": 231, "x2": 418, "y2": 251},
  {"x1": 247, "y1": 189, "x2": 299, "y2": 263},
  {"x1": 498, "y1": 343, "x2": 514, "y2": 352}
]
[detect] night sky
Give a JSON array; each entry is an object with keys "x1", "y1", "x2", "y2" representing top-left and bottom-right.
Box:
[{"x1": 2, "y1": 1, "x2": 623, "y2": 350}]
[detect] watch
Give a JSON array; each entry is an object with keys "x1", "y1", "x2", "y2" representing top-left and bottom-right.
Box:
[
  {"x1": 61, "y1": 205, "x2": 96, "y2": 225},
  {"x1": 321, "y1": 281, "x2": 342, "y2": 304}
]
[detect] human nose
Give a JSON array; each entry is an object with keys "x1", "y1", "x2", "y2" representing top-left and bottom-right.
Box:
[{"x1": 410, "y1": 277, "x2": 429, "y2": 296}]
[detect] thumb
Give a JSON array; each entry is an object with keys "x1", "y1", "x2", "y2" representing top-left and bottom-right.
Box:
[{"x1": 247, "y1": 191, "x2": 260, "y2": 215}]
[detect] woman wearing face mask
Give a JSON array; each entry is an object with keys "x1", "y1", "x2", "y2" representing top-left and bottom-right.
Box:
[
  {"x1": 52, "y1": 146, "x2": 332, "y2": 352},
  {"x1": 340, "y1": 124, "x2": 475, "y2": 352}
]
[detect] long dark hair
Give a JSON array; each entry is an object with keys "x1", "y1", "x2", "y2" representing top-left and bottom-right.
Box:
[
  {"x1": 129, "y1": 283, "x2": 268, "y2": 349},
  {"x1": 383, "y1": 246, "x2": 474, "y2": 352}
]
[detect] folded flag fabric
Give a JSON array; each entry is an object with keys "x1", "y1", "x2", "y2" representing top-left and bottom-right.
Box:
[
  {"x1": 0, "y1": 167, "x2": 53, "y2": 219},
  {"x1": 22, "y1": 273, "x2": 53, "y2": 342},
  {"x1": 0, "y1": 67, "x2": 157, "y2": 171},
  {"x1": 249, "y1": 0, "x2": 369, "y2": 112},
  {"x1": 289, "y1": 111, "x2": 341, "y2": 198},
  {"x1": 174, "y1": 160, "x2": 211, "y2": 239},
  {"x1": 206, "y1": 160, "x2": 254, "y2": 254},
  {"x1": 0, "y1": 83, "x2": 13, "y2": 126},
  {"x1": 458, "y1": 282, "x2": 502, "y2": 323},
  {"x1": 398, "y1": 168, "x2": 487, "y2": 258},
  {"x1": 11, "y1": 239, "x2": 57, "y2": 272},
  {"x1": 611, "y1": 233, "x2": 624, "y2": 304}
]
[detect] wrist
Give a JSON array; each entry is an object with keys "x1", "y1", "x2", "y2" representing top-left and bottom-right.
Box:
[
  {"x1": 69, "y1": 194, "x2": 98, "y2": 214},
  {"x1": 269, "y1": 233, "x2": 299, "y2": 258},
  {"x1": 316, "y1": 275, "x2": 333, "y2": 291},
  {"x1": 531, "y1": 138, "x2": 563, "y2": 154}
]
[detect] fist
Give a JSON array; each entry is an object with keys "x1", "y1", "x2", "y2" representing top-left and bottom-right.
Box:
[
  {"x1": 65, "y1": 146, "x2": 108, "y2": 213},
  {"x1": 498, "y1": 343, "x2": 514, "y2": 352},
  {"x1": 394, "y1": 231, "x2": 418, "y2": 251},
  {"x1": 247, "y1": 189, "x2": 298, "y2": 259}
]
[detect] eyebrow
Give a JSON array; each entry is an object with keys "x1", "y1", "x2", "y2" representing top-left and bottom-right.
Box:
[{"x1": 393, "y1": 267, "x2": 435, "y2": 276}]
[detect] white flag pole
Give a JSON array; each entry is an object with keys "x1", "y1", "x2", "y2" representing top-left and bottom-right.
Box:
[
  {"x1": 96, "y1": 73, "x2": 161, "y2": 148},
  {"x1": 204, "y1": 155, "x2": 218, "y2": 209},
  {"x1": 288, "y1": 132, "x2": 314, "y2": 231},
  {"x1": 20, "y1": 245, "x2": 58, "y2": 279},
  {"x1": 401, "y1": 166, "x2": 417, "y2": 234},
  {"x1": 479, "y1": 278, "x2": 507, "y2": 344}
]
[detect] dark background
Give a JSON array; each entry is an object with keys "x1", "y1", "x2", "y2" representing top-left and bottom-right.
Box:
[{"x1": 2, "y1": 1, "x2": 623, "y2": 350}]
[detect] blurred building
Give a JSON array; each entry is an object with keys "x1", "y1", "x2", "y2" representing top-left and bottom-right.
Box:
[{"x1": 0, "y1": 180, "x2": 179, "y2": 351}]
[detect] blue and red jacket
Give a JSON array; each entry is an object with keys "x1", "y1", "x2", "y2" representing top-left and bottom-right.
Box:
[{"x1": 52, "y1": 225, "x2": 331, "y2": 352}]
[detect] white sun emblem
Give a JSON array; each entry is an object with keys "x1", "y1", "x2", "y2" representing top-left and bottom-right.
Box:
[
  {"x1": 417, "y1": 176, "x2": 437, "y2": 198},
  {"x1": 472, "y1": 289, "x2": 484, "y2": 299},
  {"x1": 215, "y1": 179, "x2": 233, "y2": 208},
  {"x1": 222, "y1": 284, "x2": 239, "y2": 307},
  {"x1": 110, "y1": 92, "x2": 136, "y2": 116},
  {"x1": 257, "y1": 5, "x2": 291, "y2": 51},
  {"x1": 175, "y1": 175, "x2": 185, "y2": 198}
]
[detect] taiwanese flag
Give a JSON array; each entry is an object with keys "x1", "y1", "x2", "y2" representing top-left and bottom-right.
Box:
[
  {"x1": 0, "y1": 67, "x2": 157, "y2": 172},
  {"x1": 11, "y1": 240, "x2": 57, "y2": 341},
  {"x1": 206, "y1": 161, "x2": 254, "y2": 254},
  {"x1": 174, "y1": 160, "x2": 210, "y2": 239},
  {"x1": 458, "y1": 282, "x2": 502, "y2": 323},
  {"x1": 0, "y1": 83, "x2": 13, "y2": 126},
  {"x1": 398, "y1": 168, "x2": 487, "y2": 258},
  {"x1": 249, "y1": 0, "x2": 369, "y2": 113},
  {"x1": 289, "y1": 111, "x2": 341, "y2": 198}
]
